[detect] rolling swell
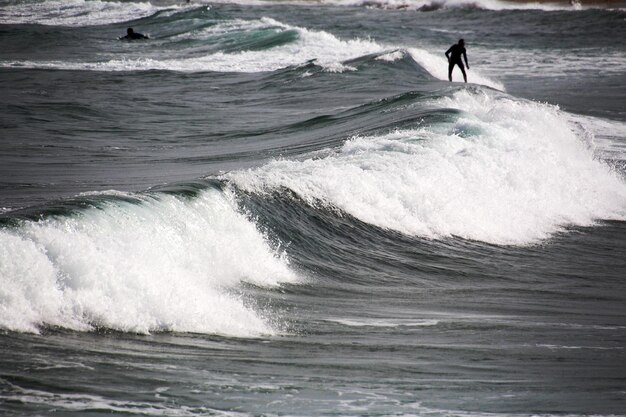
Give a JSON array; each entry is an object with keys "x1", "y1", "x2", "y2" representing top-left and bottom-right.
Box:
[
  {"x1": 0, "y1": 51, "x2": 444, "y2": 208},
  {"x1": 136, "y1": 9, "x2": 301, "y2": 55},
  {"x1": 1, "y1": 0, "x2": 625, "y2": 336},
  {"x1": 0, "y1": 62, "x2": 455, "y2": 336},
  {"x1": 233, "y1": 180, "x2": 626, "y2": 300},
  {"x1": 2, "y1": 2, "x2": 626, "y2": 415},
  {"x1": 0, "y1": 12, "x2": 384, "y2": 73}
]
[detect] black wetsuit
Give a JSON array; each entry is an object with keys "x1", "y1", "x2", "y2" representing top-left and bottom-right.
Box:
[
  {"x1": 120, "y1": 32, "x2": 148, "y2": 40},
  {"x1": 445, "y1": 43, "x2": 468, "y2": 82}
]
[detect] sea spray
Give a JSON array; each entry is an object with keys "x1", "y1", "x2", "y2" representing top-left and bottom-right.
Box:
[{"x1": 0, "y1": 188, "x2": 296, "y2": 335}]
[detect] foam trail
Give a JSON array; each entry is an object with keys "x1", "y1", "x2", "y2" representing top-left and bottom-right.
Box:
[
  {"x1": 0, "y1": 189, "x2": 296, "y2": 336},
  {"x1": 228, "y1": 89, "x2": 626, "y2": 245}
]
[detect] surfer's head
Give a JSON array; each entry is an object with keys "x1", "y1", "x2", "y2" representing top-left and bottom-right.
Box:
[
  {"x1": 458, "y1": 39, "x2": 465, "y2": 46},
  {"x1": 127, "y1": 28, "x2": 134, "y2": 36}
]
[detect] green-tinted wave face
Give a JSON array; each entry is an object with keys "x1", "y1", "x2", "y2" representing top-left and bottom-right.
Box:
[
  {"x1": 218, "y1": 28, "x2": 300, "y2": 53},
  {"x1": 135, "y1": 6, "x2": 301, "y2": 54}
]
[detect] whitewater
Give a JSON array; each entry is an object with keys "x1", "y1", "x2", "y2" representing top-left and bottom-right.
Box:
[
  {"x1": 228, "y1": 89, "x2": 626, "y2": 244},
  {"x1": 1, "y1": 0, "x2": 625, "y2": 416}
]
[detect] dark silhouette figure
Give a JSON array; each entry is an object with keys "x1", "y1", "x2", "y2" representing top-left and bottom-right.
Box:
[
  {"x1": 120, "y1": 28, "x2": 149, "y2": 40},
  {"x1": 445, "y1": 39, "x2": 469, "y2": 83}
]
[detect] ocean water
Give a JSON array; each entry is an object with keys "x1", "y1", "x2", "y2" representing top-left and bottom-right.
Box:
[{"x1": 1, "y1": 0, "x2": 626, "y2": 415}]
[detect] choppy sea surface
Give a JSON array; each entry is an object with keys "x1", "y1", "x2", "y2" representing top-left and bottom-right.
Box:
[{"x1": 1, "y1": 0, "x2": 626, "y2": 415}]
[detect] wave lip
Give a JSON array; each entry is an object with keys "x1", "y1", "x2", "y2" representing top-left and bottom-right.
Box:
[
  {"x1": 227, "y1": 89, "x2": 626, "y2": 246},
  {"x1": 0, "y1": 189, "x2": 297, "y2": 336}
]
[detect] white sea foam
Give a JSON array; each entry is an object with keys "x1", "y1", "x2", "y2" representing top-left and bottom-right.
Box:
[
  {"x1": 0, "y1": 17, "x2": 383, "y2": 73},
  {"x1": 0, "y1": 189, "x2": 296, "y2": 335},
  {"x1": 167, "y1": 17, "x2": 278, "y2": 41},
  {"x1": 376, "y1": 50, "x2": 406, "y2": 62},
  {"x1": 227, "y1": 89, "x2": 626, "y2": 245},
  {"x1": 0, "y1": 0, "x2": 168, "y2": 26}
]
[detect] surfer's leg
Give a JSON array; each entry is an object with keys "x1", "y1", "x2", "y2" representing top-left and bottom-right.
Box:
[
  {"x1": 448, "y1": 61, "x2": 454, "y2": 81},
  {"x1": 458, "y1": 61, "x2": 467, "y2": 83}
]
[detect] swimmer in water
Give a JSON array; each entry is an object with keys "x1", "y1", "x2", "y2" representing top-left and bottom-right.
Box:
[{"x1": 120, "y1": 28, "x2": 149, "y2": 40}]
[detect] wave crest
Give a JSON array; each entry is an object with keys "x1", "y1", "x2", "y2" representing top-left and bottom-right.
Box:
[
  {"x1": 227, "y1": 89, "x2": 626, "y2": 245},
  {"x1": 0, "y1": 189, "x2": 296, "y2": 335}
]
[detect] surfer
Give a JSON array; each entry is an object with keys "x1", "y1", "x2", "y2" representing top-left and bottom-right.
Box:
[
  {"x1": 445, "y1": 39, "x2": 469, "y2": 83},
  {"x1": 120, "y1": 28, "x2": 149, "y2": 40}
]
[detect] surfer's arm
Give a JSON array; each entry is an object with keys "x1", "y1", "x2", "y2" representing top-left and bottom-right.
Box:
[
  {"x1": 445, "y1": 46, "x2": 452, "y2": 61},
  {"x1": 463, "y1": 51, "x2": 469, "y2": 68}
]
